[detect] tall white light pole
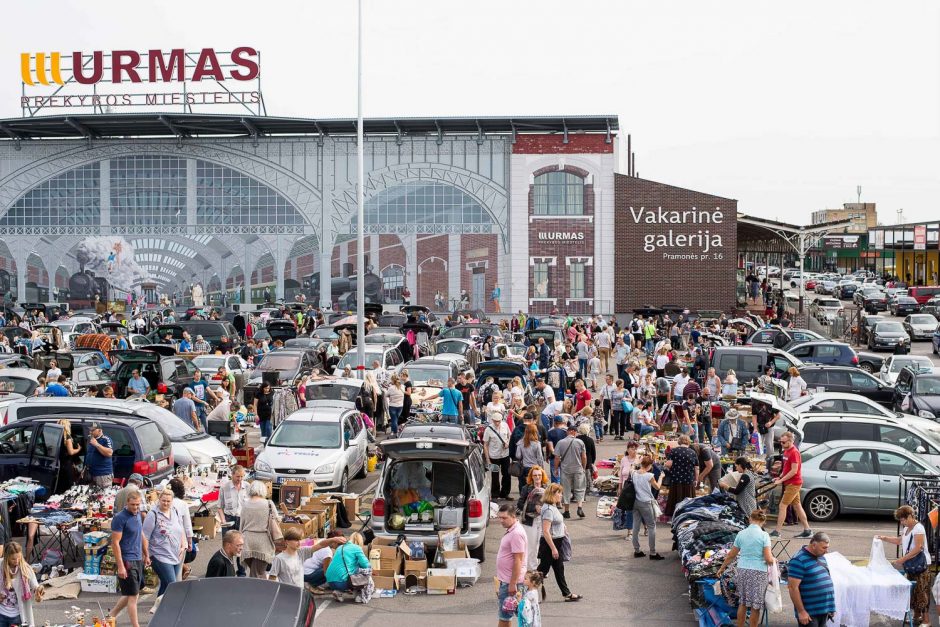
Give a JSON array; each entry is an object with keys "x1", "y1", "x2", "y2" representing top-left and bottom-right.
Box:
[{"x1": 355, "y1": 0, "x2": 366, "y2": 379}]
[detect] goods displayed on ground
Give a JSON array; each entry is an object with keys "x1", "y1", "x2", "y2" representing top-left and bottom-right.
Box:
[{"x1": 367, "y1": 528, "x2": 481, "y2": 597}]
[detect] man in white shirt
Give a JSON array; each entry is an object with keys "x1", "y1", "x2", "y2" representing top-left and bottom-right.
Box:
[
  {"x1": 672, "y1": 368, "x2": 691, "y2": 399},
  {"x1": 595, "y1": 329, "x2": 612, "y2": 375},
  {"x1": 598, "y1": 374, "x2": 617, "y2": 435}
]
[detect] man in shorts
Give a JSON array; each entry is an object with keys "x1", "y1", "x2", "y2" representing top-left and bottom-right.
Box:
[
  {"x1": 770, "y1": 432, "x2": 812, "y2": 539},
  {"x1": 495, "y1": 503, "x2": 527, "y2": 627},
  {"x1": 110, "y1": 491, "x2": 146, "y2": 627},
  {"x1": 553, "y1": 422, "x2": 588, "y2": 519}
]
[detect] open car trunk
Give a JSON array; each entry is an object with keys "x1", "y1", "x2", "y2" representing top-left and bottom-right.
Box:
[{"x1": 381, "y1": 457, "x2": 471, "y2": 535}]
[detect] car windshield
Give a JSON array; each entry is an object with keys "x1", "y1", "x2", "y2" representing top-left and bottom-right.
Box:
[
  {"x1": 914, "y1": 376, "x2": 940, "y2": 395},
  {"x1": 311, "y1": 327, "x2": 338, "y2": 339},
  {"x1": 436, "y1": 341, "x2": 468, "y2": 355},
  {"x1": 817, "y1": 299, "x2": 840, "y2": 308},
  {"x1": 192, "y1": 356, "x2": 227, "y2": 371},
  {"x1": 256, "y1": 354, "x2": 302, "y2": 371},
  {"x1": 910, "y1": 315, "x2": 936, "y2": 324},
  {"x1": 440, "y1": 326, "x2": 492, "y2": 340},
  {"x1": 305, "y1": 383, "x2": 360, "y2": 402},
  {"x1": 405, "y1": 366, "x2": 450, "y2": 384},
  {"x1": 52, "y1": 322, "x2": 74, "y2": 332},
  {"x1": 268, "y1": 422, "x2": 341, "y2": 448},
  {"x1": 0, "y1": 377, "x2": 35, "y2": 395},
  {"x1": 876, "y1": 322, "x2": 905, "y2": 333},
  {"x1": 891, "y1": 357, "x2": 933, "y2": 373},
  {"x1": 336, "y1": 350, "x2": 382, "y2": 369}
]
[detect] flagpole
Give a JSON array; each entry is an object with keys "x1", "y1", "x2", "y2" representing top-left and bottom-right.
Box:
[{"x1": 355, "y1": 0, "x2": 366, "y2": 379}]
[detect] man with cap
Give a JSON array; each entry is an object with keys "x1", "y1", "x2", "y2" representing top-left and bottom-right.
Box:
[
  {"x1": 114, "y1": 473, "x2": 146, "y2": 513},
  {"x1": 173, "y1": 388, "x2": 200, "y2": 431},
  {"x1": 85, "y1": 422, "x2": 115, "y2": 488},
  {"x1": 553, "y1": 421, "x2": 588, "y2": 518},
  {"x1": 193, "y1": 334, "x2": 211, "y2": 353},
  {"x1": 482, "y1": 406, "x2": 512, "y2": 500}
]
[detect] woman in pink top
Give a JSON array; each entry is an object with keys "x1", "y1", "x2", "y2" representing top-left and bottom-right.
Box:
[{"x1": 618, "y1": 441, "x2": 640, "y2": 539}]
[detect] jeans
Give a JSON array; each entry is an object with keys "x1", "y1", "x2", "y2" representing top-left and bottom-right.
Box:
[
  {"x1": 631, "y1": 500, "x2": 657, "y2": 554},
  {"x1": 304, "y1": 567, "x2": 326, "y2": 587},
  {"x1": 578, "y1": 358, "x2": 587, "y2": 378},
  {"x1": 329, "y1": 579, "x2": 351, "y2": 591},
  {"x1": 593, "y1": 422, "x2": 604, "y2": 439},
  {"x1": 388, "y1": 406, "x2": 402, "y2": 435},
  {"x1": 442, "y1": 414, "x2": 459, "y2": 425},
  {"x1": 260, "y1": 419, "x2": 273, "y2": 439},
  {"x1": 0, "y1": 615, "x2": 22, "y2": 627},
  {"x1": 540, "y1": 413, "x2": 552, "y2": 433},
  {"x1": 497, "y1": 581, "x2": 526, "y2": 621},
  {"x1": 635, "y1": 424, "x2": 655, "y2": 437},
  {"x1": 198, "y1": 406, "x2": 208, "y2": 433},
  {"x1": 151, "y1": 558, "x2": 182, "y2": 597},
  {"x1": 462, "y1": 409, "x2": 477, "y2": 425},
  {"x1": 644, "y1": 339, "x2": 654, "y2": 354}
]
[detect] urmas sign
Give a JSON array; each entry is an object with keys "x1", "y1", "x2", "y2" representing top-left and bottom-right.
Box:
[
  {"x1": 614, "y1": 174, "x2": 738, "y2": 312},
  {"x1": 19, "y1": 47, "x2": 263, "y2": 115}
]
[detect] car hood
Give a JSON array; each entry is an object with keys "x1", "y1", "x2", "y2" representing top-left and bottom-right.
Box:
[
  {"x1": 914, "y1": 396, "x2": 940, "y2": 414},
  {"x1": 876, "y1": 331, "x2": 908, "y2": 338},
  {"x1": 910, "y1": 323, "x2": 936, "y2": 331},
  {"x1": 259, "y1": 447, "x2": 343, "y2": 467}
]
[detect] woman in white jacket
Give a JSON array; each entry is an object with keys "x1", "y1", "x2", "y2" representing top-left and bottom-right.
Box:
[{"x1": 0, "y1": 542, "x2": 39, "y2": 627}]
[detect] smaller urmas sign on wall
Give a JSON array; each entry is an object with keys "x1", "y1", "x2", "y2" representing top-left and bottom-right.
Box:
[{"x1": 614, "y1": 175, "x2": 738, "y2": 313}]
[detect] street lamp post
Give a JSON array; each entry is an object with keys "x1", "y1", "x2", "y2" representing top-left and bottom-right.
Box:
[{"x1": 355, "y1": 0, "x2": 366, "y2": 379}]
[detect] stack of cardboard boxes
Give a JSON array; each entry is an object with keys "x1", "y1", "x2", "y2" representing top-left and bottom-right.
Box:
[
  {"x1": 367, "y1": 536, "x2": 476, "y2": 596},
  {"x1": 79, "y1": 531, "x2": 118, "y2": 594}
]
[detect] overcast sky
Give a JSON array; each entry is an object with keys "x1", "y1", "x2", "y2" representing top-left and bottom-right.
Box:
[{"x1": 3, "y1": 0, "x2": 939, "y2": 224}]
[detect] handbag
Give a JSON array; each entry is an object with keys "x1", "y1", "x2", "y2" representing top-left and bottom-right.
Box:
[
  {"x1": 612, "y1": 507, "x2": 630, "y2": 531},
  {"x1": 509, "y1": 460, "x2": 523, "y2": 477},
  {"x1": 904, "y1": 533, "x2": 928, "y2": 576},
  {"x1": 617, "y1": 478, "x2": 636, "y2": 511},
  {"x1": 340, "y1": 545, "x2": 371, "y2": 589},
  {"x1": 558, "y1": 534, "x2": 572, "y2": 562},
  {"x1": 267, "y1": 502, "x2": 284, "y2": 543},
  {"x1": 765, "y1": 561, "x2": 783, "y2": 613}
]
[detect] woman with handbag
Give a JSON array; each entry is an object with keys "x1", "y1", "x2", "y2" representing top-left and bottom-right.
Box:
[
  {"x1": 325, "y1": 532, "x2": 372, "y2": 600},
  {"x1": 879, "y1": 505, "x2": 932, "y2": 626},
  {"x1": 630, "y1": 455, "x2": 664, "y2": 561},
  {"x1": 520, "y1": 467, "x2": 548, "y2": 571},
  {"x1": 537, "y1": 484, "x2": 582, "y2": 602},
  {"x1": 0, "y1": 542, "x2": 39, "y2": 627},
  {"x1": 142, "y1": 489, "x2": 187, "y2": 615},
  {"x1": 715, "y1": 509, "x2": 774, "y2": 627},
  {"x1": 239, "y1": 481, "x2": 281, "y2": 579}
]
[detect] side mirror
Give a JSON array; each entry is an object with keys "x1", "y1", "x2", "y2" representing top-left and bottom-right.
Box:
[
  {"x1": 259, "y1": 436, "x2": 267, "y2": 446},
  {"x1": 917, "y1": 446, "x2": 927, "y2": 454}
]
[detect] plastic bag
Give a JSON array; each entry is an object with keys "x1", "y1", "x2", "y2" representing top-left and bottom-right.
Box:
[{"x1": 765, "y1": 561, "x2": 783, "y2": 613}]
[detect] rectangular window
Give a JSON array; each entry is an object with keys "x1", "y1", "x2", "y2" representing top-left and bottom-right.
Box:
[
  {"x1": 533, "y1": 263, "x2": 549, "y2": 298},
  {"x1": 569, "y1": 262, "x2": 585, "y2": 298}
]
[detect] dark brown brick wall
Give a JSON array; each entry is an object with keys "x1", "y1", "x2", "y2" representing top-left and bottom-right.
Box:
[
  {"x1": 416, "y1": 235, "x2": 447, "y2": 307},
  {"x1": 512, "y1": 134, "x2": 614, "y2": 154},
  {"x1": 460, "y1": 233, "x2": 499, "y2": 312},
  {"x1": 614, "y1": 175, "x2": 737, "y2": 312}
]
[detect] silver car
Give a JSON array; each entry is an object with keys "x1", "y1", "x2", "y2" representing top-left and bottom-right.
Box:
[
  {"x1": 799, "y1": 440, "x2": 936, "y2": 522},
  {"x1": 904, "y1": 314, "x2": 938, "y2": 341},
  {"x1": 879, "y1": 354, "x2": 935, "y2": 385}
]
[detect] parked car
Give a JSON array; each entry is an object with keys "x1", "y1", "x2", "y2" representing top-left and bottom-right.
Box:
[
  {"x1": 745, "y1": 327, "x2": 823, "y2": 349},
  {"x1": 0, "y1": 414, "x2": 174, "y2": 489},
  {"x1": 150, "y1": 578, "x2": 315, "y2": 627},
  {"x1": 474, "y1": 360, "x2": 534, "y2": 406},
  {"x1": 798, "y1": 440, "x2": 937, "y2": 522},
  {"x1": 923, "y1": 297, "x2": 940, "y2": 320},
  {"x1": 148, "y1": 321, "x2": 241, "y2": 353},
  {"x1": 797, "y1": 365, "x2": 894, "y2": 406},
  {"x1": 867, "y1": 321, "x2": 912, "y2": 353},
  {"x1": 333, "y1": 344, "x2": 404, "y2": 376},
  {"x1": 894, "y1": 366, "x2": 940, "y2": 420},
  {"x1": 434, "y1": 338, "x2": 478, "y2": 358},
  {"x1": 4, "y1": 397, "x2": 235, "y2": 467},
  {"x1": 438, "y1": 323, "x2": 503, "y2": 342},
  {"x1": 935, "y1": 324, "x2": 940, "y2": 356},
  {"x1": 371, "y1": 434, "x2": 490, "y2": 561},
  {"x1": 908, "y1": 286, "x2": 940, "y2": 306},
  {"x1": 834, "y1": 281, "x2": 859, "y2": 300},
  {"x1": 0, "y1": 369, "x2": 44, "y2": 397},
  {"x1": 709, "y1": 346, "x2": 803, "y2": 382},
  {"x1": 364, "y1": 332, "x2": 415, "y2": 362},
  {"x1": 858, "y1": 288, "x2": 888, "y2": 313},
  {"x1": 71, "y1": 366, "x2": 112, "y2": 393},
  {"x1": 903, "y1": 314, "x2": 938, "y2": 341},
  {"x1": 788, "y1": 392, "x2": 899, "y2": 419},
  {"x1": 879, "y1": 354, "x2": 935, "y2": 385},
  {"x1": 859, "y1": 314, "x2": 886, "y2": 345},
  {"x1": 192, "y1": 354, "x2": 250, "y2": 397},
  {"x1": 784, "y1": 341, "x2": 859, "y2": 367},
  {"x1": 112, "y1": 346, "x2": 197, "y2": 398},
  {"x1": 890, "y1": 296, "x2": 921, "y2": 317},
  {"x1": 253, "y1": 405, "x2": 369, "y2": 492},
  {"x1": 245, "y1": 349, "x2": 321, "y2": 404},
  {"x1": 809, "y1": 298, "x2": 843, "y2": 325},
  {"x1": 302, "y1": 377, "x2": 367, "y2": 409},
  {"x1": 524, "y1": 326, "x2": 566, "y2": 349},
  {"x1": 815, "y1": 280, "x2": 838, "y2": 295},
  {"x1": 798, "y1": 414, "x2": 940, "y2": 468}
]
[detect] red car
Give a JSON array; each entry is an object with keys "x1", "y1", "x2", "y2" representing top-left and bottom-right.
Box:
[{"x1": 804, "y1": 279, "x2": 818, "y2": 290}]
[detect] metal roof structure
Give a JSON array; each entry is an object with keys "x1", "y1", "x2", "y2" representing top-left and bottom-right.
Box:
[{"x1": 0, "y1": 113, "x2": 618, "y2": 141}]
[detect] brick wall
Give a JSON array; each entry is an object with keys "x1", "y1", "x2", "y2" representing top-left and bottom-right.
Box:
[
  {"x1": 416, "y1": 235, "x2": 447, "y2": 307},
  {"x1": 512, "y1": 134, "x2": 614, "y2": 154},
  {"x1": 460, "y1": 233, "x2": 499, "y2": 312},
  {"x1": 614, "y1": 175, "x2": 737, "y2": 312}
]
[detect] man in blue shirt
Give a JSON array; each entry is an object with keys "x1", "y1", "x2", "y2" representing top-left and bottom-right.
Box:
[
  {"x1": 438, "y1": 378, "x2": 463, "y2": 425},
  {"x1": 111, "y1": 491, "x2": 147, "y2": 626},
  {"x1": 178, "y1": 331, "x2": 192, "y2": 353},
  {"x1": 787, "y1": 532, "x2": 835, "y2": 627},
  {"x1": 126, "y1": 370, "x2": 150, "y2": 397},
  {"x1": 115, "y1": 331, "x2": 129, "y2": 350},
  {"x1": 45, "y1": 375, "x2": 71, "y2": 397},
  {"x1": 85, "y1": 423, "x2": 114, "y2": 488}
]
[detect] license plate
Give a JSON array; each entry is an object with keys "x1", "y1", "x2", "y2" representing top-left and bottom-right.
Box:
[
  {"x1": 157, "y1": 459, "x2": 169, "y2": 470},
  {"x1": 275, "y1": 477, "x2": 286, "y2": 485}
]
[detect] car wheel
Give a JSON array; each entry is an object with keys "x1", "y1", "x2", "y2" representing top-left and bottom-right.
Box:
[
  {"x1": 340, "y1": 469, "x2": 349, "y2": 493},
  {"x1": 804, "y1": 489, "x2": 839, "y2": 523},
  {"x1": 859, "y1": 362, "x2": 874, "y2": 373},
  {"x1": 468, "y1": 536, "x2": 486, "y2": 563}
]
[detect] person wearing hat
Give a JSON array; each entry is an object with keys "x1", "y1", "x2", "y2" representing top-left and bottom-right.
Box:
[
  {"x1": 173, "y1": 388, "x2": 200, "y2": 432},
  {"x1": 193, "y1": 334, "x2": 211, "y2": 353},
  {"x1": 715, "y1": 408, "x2": 750, "y2": 456},
  {"x1": 482, "y1": 402, "x2": 512, "y2": 500},
  {"x1": 85, "y1": 422, "x2": 115, "y2": 488},
  {"x1": 552, "y1": 422, "x2": 587, "y2": 519},
  {"x1": 114, "y1": 473, "x2": 146, "y2": 514}
]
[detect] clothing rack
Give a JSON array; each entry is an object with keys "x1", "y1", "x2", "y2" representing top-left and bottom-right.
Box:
[{"x1": 899, "y1": 474, "x2": 940, "y2": 564}]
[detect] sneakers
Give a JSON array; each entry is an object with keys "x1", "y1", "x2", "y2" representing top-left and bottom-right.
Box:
[
  {"x1": 795, "y1": 529, "x2": 814, "y2": 539},
  {"x1": 633, "y1": 551, "x2": 646, "y2": 558},
  {"x1": 649, "y1": 554, "x2": 665, "y2": 561},
  {"x1": 577, "y1": 507, "x2": 585, "y2": 518},
  {"x1": 769, "y1": 530, "x2": 780, "y2": 537},
  {"x1": 562, "y1": 511, "x2": 571, "y2": 519}
]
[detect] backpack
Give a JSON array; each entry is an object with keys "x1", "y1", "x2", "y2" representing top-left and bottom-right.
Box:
[
  {"x1": 481, "y1": 383, "x2": 496, "y2": 405},
  {"x1": 521, "y1": 488, "x2": 544, "y2": 526}
]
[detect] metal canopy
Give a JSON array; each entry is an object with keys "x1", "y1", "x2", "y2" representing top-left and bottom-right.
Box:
[{"x1": 0, "y1": 113, "x2": 619, "y2": 141}]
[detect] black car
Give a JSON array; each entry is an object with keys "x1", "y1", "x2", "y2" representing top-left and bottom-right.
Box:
[
  {"x1": 111, "y1": 346, "x2": 197, "y2": 398},
  {"x1": 893, "y1": 366, "x2": 940, "y2": 420},
  {"x1": 857, "y1": 289, "x2": 888, "y2": 313},
  {"x1": 243, "y1": 349, "x2": 321, "y2": 405},
  {"x1": 474, "y1": 360, "x2": 534, "y2": 406},
  {"x1": 923, "y1": 297, "x2": 940, "y2": 320},
  {"x1": 859, "y1": 314, "x2": 886, "y2": 344},
  {"x1": 266, "y1": 320, "x2": 298, "y2": 343},
  {"x1": 799, "y1": 365, "x2": 894, "y2": 406},
  {"x1": 148, "y1": 321, "x2": 241, "y2": 353},
  {"x1": 867, "y1": 320, "x2": 911, "y2": 353},
  {"x1": 377, "y1": 312, "x2": 408, "y2": 328},
  {"x1": 0, "y1": 414, "x2": 173, "y2": 491},
  {"x1": 834, "y1": 283, "x2": 859, "y2": 300},
  {"x1": 890, "y1": 296, "x2": 921, "y2": 317}
]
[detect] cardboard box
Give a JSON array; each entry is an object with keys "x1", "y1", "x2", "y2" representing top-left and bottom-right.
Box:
[
  {"x1": 372, "y1": 574, "x2": 398, "y2": 591},
  {"x1": 279, "y1": 514, "x2": 315, "y2": 538},
  {"x1": 440, "y1": 545, "x2": 470, "y2": 562},
  {"x1": 370, "y1": 537, "x2": 406, "y2": 562},
  {"x1": 403, "y1": 558, "x2": 428, "y2": 577},
  {"x1": 192, "y1": 513, "x2": 218, "y2": 539},
  {"x1": 426, "y1": 568, "x2": 457, "y2": 595},
  {"x1": 79, "y1": 574, "x2": 118, "y2": 594},
  {"x1": 343, "y1": 495, "x2": 361, "y2": 520}
]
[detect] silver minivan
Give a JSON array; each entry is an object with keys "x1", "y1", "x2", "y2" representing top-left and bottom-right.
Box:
[
  {"x1": 797, "y1": 413, "x2": 940, "y2": 469},
  {"x1": 4, "y1": 397, "x2": 235, "y2": 467}
]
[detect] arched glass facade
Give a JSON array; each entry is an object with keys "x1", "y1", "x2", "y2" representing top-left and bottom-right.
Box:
[
  {"x1": 111, "y1": 156, "x2": 186, "y2": 226},
  {"x1": 0, "y1": 164, "x2": 100, "y2": 226},
  {"x1": 356, "y1": 181, "x2": 494, "y2": 233},
  {"x1": 195, "y1": 160, "x2": 303, "y2": 226}
]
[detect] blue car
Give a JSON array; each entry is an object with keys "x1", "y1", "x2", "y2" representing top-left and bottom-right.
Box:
[{"x1": 933, "y1": 324, "x2": 940, "y2": 356}]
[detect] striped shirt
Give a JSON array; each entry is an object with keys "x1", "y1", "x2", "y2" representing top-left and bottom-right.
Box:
[{"x1": 787, "y1": 547, "x2": 835, "y2": 617}]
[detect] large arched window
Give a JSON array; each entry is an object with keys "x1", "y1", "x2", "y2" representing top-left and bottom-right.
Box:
[
  {"x1": 533, "y1": 171, "x2": 584, "y2": 215},
  {"x1": 195, "y1": 160, "x2": 303, "y2": 226},
  {"x1": 0, "y1": 164, "x2": 100, "y2": 227},
  {"x1": 382, "y1": 265, "x2": 405, "y2": 302},
  {"x1": 356, "y1": 181, "x2": 494, "y2": 233}
]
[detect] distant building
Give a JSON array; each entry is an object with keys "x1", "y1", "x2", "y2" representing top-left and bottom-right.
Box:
[{"x1": 811, "y1": 202, "x2": 877, "y2": 234}]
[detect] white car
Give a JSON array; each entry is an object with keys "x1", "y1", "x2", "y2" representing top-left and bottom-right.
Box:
[
  {"x1": 253, "y1": 405, "x2": 369, "y2": 493},
  {"x1": 3, "y1": 397, "x2": 235, "y2": 467},
  {"x1": 878, "y1": 354, "x2": 935, "y2": 386},
  {"x1": 192, "y1": 354, "x2": 249, "y2": 394},
  {"x1": 0, "y1": 368, "x2": 44, "y2": 397},
  {"x1": 301, "y1": 377, "x2": 365, "y2": 409}
]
